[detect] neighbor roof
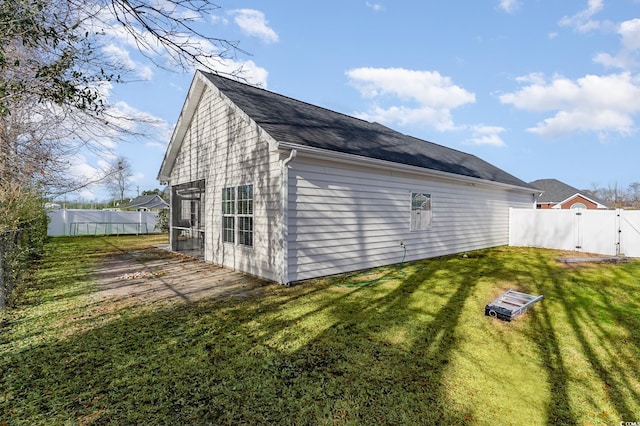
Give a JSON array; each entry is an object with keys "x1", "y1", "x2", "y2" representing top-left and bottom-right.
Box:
[
  {"x1": 120, "y1": 194, "x2": 169, "y2": 209},
  {"x1": 161, "y1": 71, "x2": 534, "y2": 190},
  {"x1": 529, "y1": 178, "x2": 608, "y2": 206}
]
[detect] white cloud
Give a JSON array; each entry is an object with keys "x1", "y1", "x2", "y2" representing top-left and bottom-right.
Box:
[
  {"x1": 466, "y1": 125, "x2": 507, "y2": 147},
  {"x1": 366, "y1": 2, "x2": 384, "y2": 12},
  {"x1": 178, "y1": 9, "x2": 202, "y2": 22},
  {"x1": 61, "y1": 154, "x2": 104, "y2": 200},
  {"x1": 210, "y1": 15, "x2": 229, "y2": 25},
  {"x1": 102, "y1": 44, "x2": 153, "y2": 80},
  {"x1": 515, "y1": 72, "x2": 547, "y2": 85},
  {"x1": 620, "y1": 18, "x2": 640, "y2": 50},
  {"x1": 83, "y1": 5, "x2": 162, "y2": 59},
  {"x1": 82, "y1": 4, "x2": 265, "y2": 78},
  {"x1": 558, "y1": 0, "x2": 604, "y2": 33},
  {"x1": 498, "y1": 0, "x2": 520, "y2": 14},
  {"x1": 346, "y1": 67, "x2": 475, "y2": 131},
  {"x1": 199, "y1": 57, "x2": 269, "y2": 87},
  {"x1": 593, "y1": 52, "x2": 633, "y2": 69},
  {"x1": 500, "y1": 72, "x2": 640, "y2": 138},
  {"x1": 145, "y1": 121, "x2": 173, "y2": 150},
  {"x1": 105, "y1": 101, "x2": 167, "y2": 134},
  {"x1": 128, "y1": 172, "x2": 145, "y2": 184},
  {"x1": 594, "y1": 18, "x2": 640, "y2": 70},
  {"x1": 229, "y1": 9, "x2": 278, "y2": 44}
]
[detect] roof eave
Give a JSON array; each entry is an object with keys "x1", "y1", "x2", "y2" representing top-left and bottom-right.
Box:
[
  {"x1": 275, "y1": 141, "x2": 538, "y2": 194},
  {"x1": 157, "y1": 71, "x2": 209, "y2": 182}
]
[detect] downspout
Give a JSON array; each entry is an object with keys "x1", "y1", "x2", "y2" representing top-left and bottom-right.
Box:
[
  {"x1": 168, "y1": 182, "x2": 175, "y2": 251},
  {"x1": 281, "y1": 149, "x2": 297, "y2": 285}
]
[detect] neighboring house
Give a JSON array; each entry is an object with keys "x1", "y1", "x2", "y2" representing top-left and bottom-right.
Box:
[
  {"x1": 530, "y1": 179, "x2": 609, "y2": 210},
  {"x1": 158, "y1": 71, "x2": 538, "y2": 284},
  {"x1": 119, "y1": 194, "x2": 169, "y2": 211}
]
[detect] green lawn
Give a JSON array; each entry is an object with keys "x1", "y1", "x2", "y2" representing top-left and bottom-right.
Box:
[{"x1": 1, "y1": 235, "x2": 639, "y2": 425}]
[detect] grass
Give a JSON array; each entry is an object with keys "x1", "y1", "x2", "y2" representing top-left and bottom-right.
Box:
[{"x1": 1, "y1": 235, "x2": 639, "y2": 425}]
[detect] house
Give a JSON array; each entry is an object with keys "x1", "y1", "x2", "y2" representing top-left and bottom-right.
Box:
[
  {"x1": 529, "y1": 179, "x2": 609, "y2": 210},
  {"x1": 119, "y1": 194, "x2": 169, "y2": 212},
  {"x1": 158, "y1": 71, "x2": 538, "y2": 284}
]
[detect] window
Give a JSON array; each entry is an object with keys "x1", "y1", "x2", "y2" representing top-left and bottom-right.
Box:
[
  {"x1": 410, "y1": 192, "x2": 431, "y2": 231},
  {"x1": 237, "y1": 185, "x2": 254, "y2": 246},
  {"x1": 570, "y1": 202, "x2": 587, "y2": 210},
  {"x1": 222, "y1": 184, "x2": 254, "y2": 247},
  {"x1": 222, "y1": 187, "x2": 235, "y2": 243}
]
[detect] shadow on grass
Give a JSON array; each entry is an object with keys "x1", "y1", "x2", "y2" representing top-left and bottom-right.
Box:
[
  {"x1": 544, "y1": 259, "x2": 638, "y2": 422},
  {"x1": 503, "y1": 251, "x2": 578, "y2": 425},
  {"x1": 288, "y1": 262, "x2": 480, "y2": 423},
  {"x1": 522, "y1": 251, "x2": 640, "y2": 425},
  {"x1": 2, "y1": 245, "x2": 639, "y2": 424},
  {"x1": 1, "y1": 258, "x2": 483, "y2": 424},
  {"x1": 529, "y1": 302, "x2": 577, "y2": 425}
]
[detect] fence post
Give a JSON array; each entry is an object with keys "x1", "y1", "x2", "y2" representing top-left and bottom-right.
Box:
[{"x1": 616, "y1": 209, "x2": 622, "y2": 256}]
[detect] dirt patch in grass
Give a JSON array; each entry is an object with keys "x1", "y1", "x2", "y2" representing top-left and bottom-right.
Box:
[
  {"x1": 91, "y1": 247, "x2": 271, "y2": 306},
  {"x1": 554, "y1": 250, "x2": 631, "y2": 267}
]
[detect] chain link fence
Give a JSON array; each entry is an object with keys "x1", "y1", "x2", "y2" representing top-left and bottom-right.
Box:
[{"x1": 0, "y1": 229, "x2": 23, "y2": 311}]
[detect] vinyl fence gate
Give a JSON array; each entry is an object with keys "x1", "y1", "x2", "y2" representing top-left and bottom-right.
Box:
[{"x1": 509, "y1": 209, "x2": 640, "y2": 258}]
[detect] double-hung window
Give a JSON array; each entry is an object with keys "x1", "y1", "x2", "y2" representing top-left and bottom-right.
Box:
[
  {"x1": 222, "y1": 187, "x2": 236, "y2": 244},
  {"x1": 222, "y1": 184, "x2": 254, "y2": 247},
  {"x1": 410, "y1": 192, "x2": 432, "y2": 231}
]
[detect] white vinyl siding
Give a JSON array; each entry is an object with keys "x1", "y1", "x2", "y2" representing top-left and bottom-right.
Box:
[
  {"x1": 287, "y1": 157, "x2": 533, "y2": 282},
  {"x1": 169, "y1": 84, "x2": 283, "y2": 281}
]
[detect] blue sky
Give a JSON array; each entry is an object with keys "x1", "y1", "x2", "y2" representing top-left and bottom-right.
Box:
[{"x1": 65, "y1": 0, "x2": 640, "y2": 201}]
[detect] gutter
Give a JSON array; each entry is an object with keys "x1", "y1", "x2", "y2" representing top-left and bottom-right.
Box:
[
  {"x1": 274, "y1": 141, "x2": 537, "y2": 195},
  {"x1": 280, "y1": 149, "x2": 297, "y2": 285}
]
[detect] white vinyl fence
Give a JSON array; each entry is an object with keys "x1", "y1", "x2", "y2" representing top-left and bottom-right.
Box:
[
  {"x1": 509, "y1": 208, "x2": 640, "y2": 257},
  {"x1": 47, "y1": 209, "x2": 161, "y2": 237}
]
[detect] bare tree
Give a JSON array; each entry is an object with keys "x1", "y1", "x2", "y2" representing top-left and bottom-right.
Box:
[
  {"x1": 103, "y1": 156, "x2": 133, "y2": 203},
  {"x1": 628, "y1": 182, "x2": 640, "y2": 209},
  {"x1": 1, "y1": 0, "x2": 247, "y2": 230},
  {"x1": 91, "y1": 0, "x2": 246, "y2": 70},
  {"x1": 1, "y1": 0, "x2": 245, "y2": 115},
  {"x1": 1, "y1": 0, "x2": 109, "y2": 115},
  {"x1": 0, "y1": 44, "x2": 164, "y2": 199},
  {"x1": 583, "y1": 182, "x2": 640, "y2": 209}
]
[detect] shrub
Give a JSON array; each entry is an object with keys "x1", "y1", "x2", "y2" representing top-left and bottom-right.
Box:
[
  {"x1": 155, "y1": 209, "x2": 169, "y2": 233},
  {"x1": 0, "y1": 188, "x2": 48, "y2": 310}
]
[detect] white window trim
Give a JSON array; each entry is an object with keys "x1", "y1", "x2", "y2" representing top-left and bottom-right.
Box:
[
  {"x1": 222, "y1": 187, "x2": 235, "y2": 244},
  {"x1": 410, "y1": 191, "x2": 432, "y2": 231},
  {"x1": 221, "y1": 183, "x2": 254, "y2": 248},
  {"x1": 236, "y1": 184, "x2": 254, "y2": 247}
]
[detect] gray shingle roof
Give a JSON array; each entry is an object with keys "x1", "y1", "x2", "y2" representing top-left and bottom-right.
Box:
[
  {"x1": 120, "y1": 194, "x2": 169, "y2": 209},
  {"x1": 202, "y1": 72, "x2": 533, "y2": 189},
  {"x1": 529, "y1": 178, "x2": 608, "y2": 206}
]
